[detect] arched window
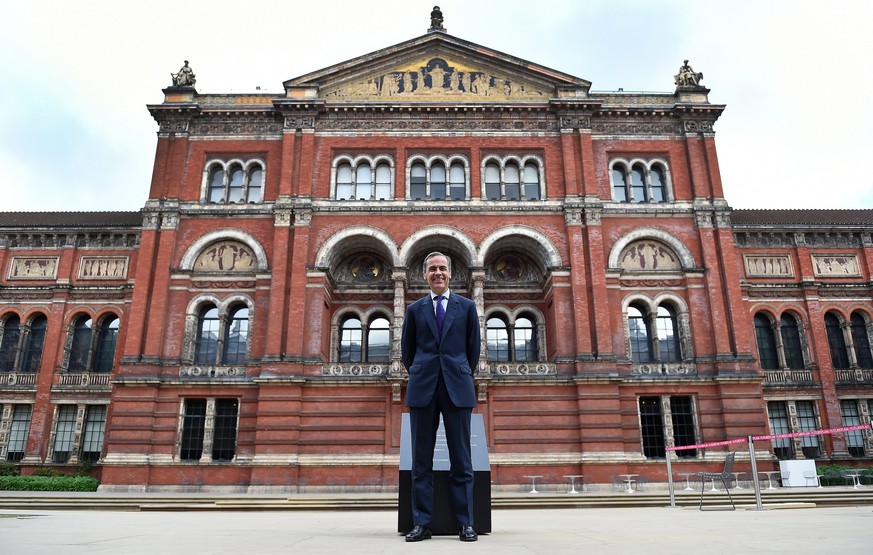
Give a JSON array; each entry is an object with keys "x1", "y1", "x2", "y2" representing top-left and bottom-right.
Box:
[
  {"x1": 68, "y1": 316, "x2": 93, "y2": 372},
  {"x1": 610, "y1": 159, "x2": 672, "y2": 203},
  {"x1": 247, "y1": 167, "x2": 263, "y2": 203},
  {"x1": 449, "y1": 164, "x2": 466, "y2": 200},
  {"x1": 195, "y1": 306, "x2": 220, "y2": 364},
  {"x1": 504, "y1": 163, "x2": 520, "y2": 200},
  {"x1": 223, "y1": 306, "x2": 249, "y2": 365},
  {"x1": 227, "y1": 165, "x2": 245, "y2": 203},
  {"x1": 780, "y1": 314, "x2": 804, "y2": 369},
  {"x1": 367, "y1": 317, "x2": 390, "y2": 363},
  {"x1": 825, "y1": 312, "x2": 850, "y2": 369},
  {"x1": 630, "y1": 164, "x2": 647, "y2": 202},
  {"x1": 656, "y1": 306, "x2": 680, "y2": 362},
  {"x1": 208, "y1": 166, "x2": 225, "y2": 203},
  {"x1": 754, "y1": 313, "x2": 778, "y2": 369},
  {"x1": 374, "y1": 163, "x2": 391, "y2": 200},
  {"x1": 92, "y1": 316, "x2": 119, "y2": 373},
  {"x1": 430, "y1": 163, "x2": 446, "y2": 200},
  {"x1": 850, "y1": 312, "x2": 873, "y2": 368},
  {"x1": 484, "y1": 163, "x2": 501, "y2": 200},
  {"x1": 339, "y1": 317, "x2": 363, "y2": 363},
  {"x1": 356, "y1": 163, "x2": 372, "y2": 199},
  {"x1": 21, "y1": 315, "x2": 47, "y2": 373},
  {"x1": 204, "y1": 160, "x2": 266, "y2": 204},
  {"x1": 628, "y1": 305, "x2": 652, "y2": 362},
  {"x1": 410, "y1": 163, "x2": 427, "y2": 200},
  {"x1": 513, "y1": 316, "x2": 537, "y2": 362},
  {"x1": 523, "y1": 163, "x2": 540, "y2": 200},
  {"x1": 336, "y1": 163, "x2": 353, "y2": 200},
  {"x1": 650, "y1": 164, "x2": 667, "y2": 202},
  {"x1": 0, "y1": 315, "x2": 21, "y2": 372},
  {"x1": 486, "y1": 317, "x2": 510, "y2": 361},
  {"x1": 612, "y1": 164, "x2": 628, "y2": 202}
]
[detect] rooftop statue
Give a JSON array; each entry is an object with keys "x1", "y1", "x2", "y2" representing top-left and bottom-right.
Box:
[
  {"x1": 171, "y1": 60, "x2": 196, "y2": 87},
  {"x1": 429, "y1": 6, "x2": 445, "y2": 32},
  {"x1": 674, "y1": 60, "x2": 703, "y2": 88}
]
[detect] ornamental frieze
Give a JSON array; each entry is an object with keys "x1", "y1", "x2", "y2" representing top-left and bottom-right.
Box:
[
  {"x1": 743, "y1": 254, "x2": 794, "y2": 278},
  {"x1": 7, "y1": 256, "x2": 59, "y2": 280},
  {"x1": 318, "y1": 117, "x2": 557, "y2": 133},
  {"x1": 631, "y1": 363, "x2": 695, "y2": 376},
  {"x1": 682, "y1": 120, "x2": 715, "y2": 133},
  {"x1": 180, "y1": 366, "x2": 247, "y2": 379},
  {"x1": 190, "y1": 119, "x2": 282, "y2": 136},
  {"x1": 321, "y1": 57, "x2": 551, "y2": 101},
  {"x1": 619, "y1": 279, "x2": 683, "y2": 288},
  {"x1": 159, "y1": 120, "x2": 189, "y2": 133},
  {"x1": 591, "y1": 121, "x2": 682, "y2": 135},
  {"x1": 190, "y1": 280, "x2": 257, "y2": 290}
]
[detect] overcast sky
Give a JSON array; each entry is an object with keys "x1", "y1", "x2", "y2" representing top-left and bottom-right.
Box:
[{"x1": 2, "y1": 0, "x2": 871, "y2": 212}]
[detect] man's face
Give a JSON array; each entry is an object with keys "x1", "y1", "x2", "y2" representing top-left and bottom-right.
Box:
[{"x1": 424, "y1": 255, "x2": 451, "y2": 295}]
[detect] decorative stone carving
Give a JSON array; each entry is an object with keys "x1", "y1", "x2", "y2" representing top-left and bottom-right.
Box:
[
  {"x1": 325, "y1": 363, "x2": 387, "y2": 376},
  {"x1": 7, "y1": 257, "x2": 59, "y2": 280},
  {"x1": 180, "y1": 366, "x2": 247, "y2": 379},
  {"x1": 159, "y1": 120, "x2": 190, "y2": 133},
  {"x1": 193, "y1": 241, "x2": 257, "y2": 272},
  {"x1": 170, "y1": 61, "x2": 196, "y2": 87},
  {"x1": 560, "y1": 115, "x2": 591, "y2": 129},
  {"x1": 618, "y1": 240, "x2": 681, "y2": 271},
  {"x1": 683, "y1": 120, "x2": 714, "y2": 133},
  {"x1": 631, "y1": 363, "x2": 695, "y2": 376},
  {"x1": 674, "y1": 60, "x2": 703, "y2": 88},
  {"x1": 284, "y1": 116, "x2": 315, "y2": 130},
  {"x1": 743, "y1": 254, "x2": 794, "y2": 278},
  {"x1": 490, "y1": 363, "x2": 555, "y2": 376},
  {"x1": 78, "y1": 256, "x2": 129, "y2": 280},
  {"x1": 812, "y1": 254, "x2": 861, "y2": 277}
]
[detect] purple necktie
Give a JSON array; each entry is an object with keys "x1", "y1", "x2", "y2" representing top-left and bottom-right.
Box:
[{"x1": 435, "y1": 295, "x2": 445, "y2": 333}]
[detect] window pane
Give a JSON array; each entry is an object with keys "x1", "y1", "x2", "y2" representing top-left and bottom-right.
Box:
[
  {"x1": 630, "y1": 166, "x2": 646, "y2": 202},
  {"x1": 670, "y1": 396, "x2": 697, "y2": 458},
  {"x1": 795, "y1": 401, "x2": 821, "y2": 458},
  {"x1": 375, "y1": 164, "x2": 391, "y2": 200},
  {"x1": 485, "y1": 164, "x2": 500, "y2": 200},
  {"x1": 81, "y1": 405, "x2": 107, "y2": 462},
  {"x1": 628, "y1": 306, "x2": 651, "y2": 362},
  {"x1": 504, "y1": 164, "x2": 520, "y2": 200},
  {"x1": 228, "y1": 168, "x2": 244, "y2": 203},
  {"x1": 825, "y1": 313, "x2": 850, "y2": 369},
  {"x1": 513, "y1": 317, "x2": 537, "y2": 361},
  {"x1": 180, "y1": 399, "x2": 206, "y2": 460},
  {"x1": 523, "y1": 163, "x2": 540, "y2": 200},
  {"x1": 7, "y1": 404, "x2": 32, "y2": 462},
  {"x1": 208, "y1": 167, "x2": 225, "y2": 203},
  {"x1": 195, "y1": 307, "x2": 220, "y2": 364},
  {"x1": 650, "y1": 165, "x2": 666, "y2": 202},
  {"x1": 410, "y1": 163, "x2": 426, "y2": 200},
  {"x1": 840, "y1": 400, "x2": 865, "y2": 457},
  {"x1": 486, "y1": 317, "x2": 509, "y2": 361},
  {"x1": 69, "y1": 316, "x2": 93, "y2": 372},
  {"x1": 612, "y1": 166, "x2": 628, "y2": 202},
  {"x1": 430, "y1": 163, "x2": 446, "y2": 200},
  {"x1": 93, "y1": 317, "x2": 119, "y2": 373},
  {"x1": 213, "y1": 399, "x2": 239, "y2": 461},
  {"x1": 850, "y1": 313, "x2": 873, "y2": 368},
  {"x1": 336, "y1": 164, "x2": 353, "y2": 200},
  {"x1": 449, "y1": 164, "x2": 465, "y2": 200},
  {"x1": 639, "y1": 397, "x2": 666, "y2": 458},
  {"x1": 21, "y1": 315, "x2": 47, "y2": 373},
  {"x1": 656, "y1": 306, "x2": 679, "y2": 362},
  {"x1": 0, "y1": 315, "x2": 21, "y2": 372},
  {"x1": 768, "y1": 401, "x2": 794, "y2": 459},
  {"x1": 52, "y1": 405, "x2": 77, "y2": 463},
  {"x1": 780, "y1": 315, "x2": 804, "y2": 370},
  {"x1": 754, "y1": 314, "x2": 778, "y2": 369},
  {"x1": 356, "y1": 164, "x2": 372, "y2": 199},
  {"x1": 340, "y1": 318, "x2": 363, "y2": 362},
  {"x1": 223, "y1": 306, "x2": 249, "y2": 365},
  {"x1": 247, "y1": 168, "x2": 263, "y2": 203},
  {"x1": 367, "y1": 317, "x2": 390, "y2": 363}
]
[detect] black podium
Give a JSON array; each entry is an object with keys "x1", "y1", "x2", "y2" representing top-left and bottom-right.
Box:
[{"x1": 397, "y1": 413, "x2": 491, "y2": 534}]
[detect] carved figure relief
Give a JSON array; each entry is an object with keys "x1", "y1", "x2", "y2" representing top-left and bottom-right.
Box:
[
  {"x1": 618, "y1": 240, "x2": 680, "y2": 271},
  {"x1": 812, "y1": 254, "x2": 861, "y2": 277},
  {"x1": 78, "y1": 256, "x2": 130, "y2": 280},
  {"x1": 193, "y1": 241, "x2": 256, "y2": 272},
  {"x1": 322, "y1": 57, "x2": 548, "y2": 101},
  {"x1": 8, "y1": 257, "x2": 59, "y2": 280},
  {"x1": 743, "y1": 254, "x2": 794, "y2": 278}
]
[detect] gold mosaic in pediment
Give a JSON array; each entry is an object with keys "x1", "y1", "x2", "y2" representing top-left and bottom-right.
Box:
[{"x1": 321, "y1": 57, "x2": 552, "y2": 101}]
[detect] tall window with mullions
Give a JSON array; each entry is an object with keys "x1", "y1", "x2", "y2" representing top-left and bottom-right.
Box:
[
  {"x1": 670, "y1": 396, "x2": 697, "y2": 458},
  {"x1": 52, "y1": 405, "x2": 77, "y2": 463},
  {"x1": 6, "y1": 405, "x2": 32, "y2": 462},
  {"x1": 795, "y1": 401, "x2": 821, "y2": 458},
  {"x1": 212, "y1": 399, "x2": 239, "y2": 461},
  {"x1": 840, "y1": 400, "x2": 865, "y2": 457},
  {"x1": 639, "y1": 397, "x2": 666, "y2": 458},
  {"x1": 767, "y1": 401, "x2": 793, "y2": 459},
  {"x1": 81, "y1": 405, "x2": 107, "y2": 462},
  {"x1": 180, "y1": 399, "x2": 207, "y2": 460}
]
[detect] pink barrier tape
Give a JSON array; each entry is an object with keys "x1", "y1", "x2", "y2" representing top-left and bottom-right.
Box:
[
  {"x1": 752, "y1": 423, "x2": 871, "y2": 441},
  {"x1": 666, "y1": 438, "x2": 746, "y2": 452}
]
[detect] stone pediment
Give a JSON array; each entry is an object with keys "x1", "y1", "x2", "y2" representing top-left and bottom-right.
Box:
[{"x1": 284, "y1": 32, "x2": 590, "y2": 103}]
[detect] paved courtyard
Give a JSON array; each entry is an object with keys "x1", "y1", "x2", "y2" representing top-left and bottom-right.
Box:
[{"x1": 1, "y1": 504, "x2": 871, "y2": 554}]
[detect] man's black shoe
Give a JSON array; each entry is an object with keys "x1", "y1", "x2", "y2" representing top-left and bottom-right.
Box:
[
  {"x1": 405, "y1": 525, "x2": 432, "y2": 542},
  {"x1": 459, "y1": 525, "x2": 478, "y2": 542}
]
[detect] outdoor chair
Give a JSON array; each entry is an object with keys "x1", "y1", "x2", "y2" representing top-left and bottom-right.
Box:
[
  {"x1": 695, "y1": 451, "x2": 737, "y2": 511},
  {"x1": 803, "y1": 470, "x2": 821, "y2": 488}
]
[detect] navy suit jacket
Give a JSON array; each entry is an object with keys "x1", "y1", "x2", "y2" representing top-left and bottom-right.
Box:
[{"x1": 401, "y1": 292, "x2": 480, "y2": 408}]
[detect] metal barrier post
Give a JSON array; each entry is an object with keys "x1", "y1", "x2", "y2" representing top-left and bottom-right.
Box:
[
  {"x1": 747, "y1": 435, "x2": 764, "y2": 510},
  {"x1": 666, "y1": 451, "x2": 676, "y2": 508}
]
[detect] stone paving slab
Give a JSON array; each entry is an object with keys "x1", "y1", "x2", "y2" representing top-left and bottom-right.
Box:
[{"x1": 1, "y1": 504, "x2": 872, "y2": 554}]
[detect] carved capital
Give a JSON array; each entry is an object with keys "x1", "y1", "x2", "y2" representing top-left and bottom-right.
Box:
[
  {"x1": 564, "y1": 208, "x2": 583, "y2": 226},
  {"x1": 284, "y1": 116, "x2": 315, "y2": 130},
  {"x1": 584, "y1": 206, "x2": 603, "y2": 226},
  {"x1": 560, "y1": 115, "x2": 591, "y2": 130}
]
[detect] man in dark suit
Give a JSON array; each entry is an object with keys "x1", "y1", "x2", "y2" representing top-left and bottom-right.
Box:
[{"x1": 401, "y1": 251, "x2": 480, "y2": 542}]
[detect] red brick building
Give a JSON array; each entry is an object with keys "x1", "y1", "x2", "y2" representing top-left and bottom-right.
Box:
[{"x1": 1, "y1": 14, "x2": 871, "y2": 491}]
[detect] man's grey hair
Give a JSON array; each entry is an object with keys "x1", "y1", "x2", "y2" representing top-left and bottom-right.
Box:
[{"x1": 422, "y1": 251, "x2": 452, "y2": 273}]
